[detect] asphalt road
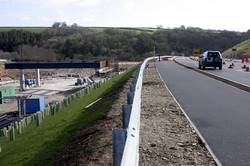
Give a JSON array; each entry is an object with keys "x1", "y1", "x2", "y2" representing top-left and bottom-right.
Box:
[
  {"x1": 156, "y1": 61, "x2": 250, "y2": 166},
  {"x1": 176, "y1": 57, "x2": 250, "y2": 86}
]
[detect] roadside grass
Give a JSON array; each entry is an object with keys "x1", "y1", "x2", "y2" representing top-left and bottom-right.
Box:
[
  {"x1": 0, "y1": 67, "x2": 136, "y2": 166},
  {"x1": 223, "y1": 39, "x2": 250, "y2": 58},
  {"x1": 52, "y1": 82, "x2": 124, "y2": 165}
]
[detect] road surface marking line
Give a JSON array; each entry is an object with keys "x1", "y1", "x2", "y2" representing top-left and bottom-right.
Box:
[
  {"x1": 32, "y1": 90, "x2": 48, "y2": 95},
  {"x1": 44, "y1": 91, "x2": 58, "y2": 96}
]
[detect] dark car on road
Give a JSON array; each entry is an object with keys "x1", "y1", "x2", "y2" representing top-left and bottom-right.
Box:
[{"x1": 199, "y1": 51, "x2": 223, "y2": 70}]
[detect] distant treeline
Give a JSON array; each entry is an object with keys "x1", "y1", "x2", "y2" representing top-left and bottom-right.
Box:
[
  {"x1": 0, "y1": 30, "x2": 42, "y2": 52},
  {"x1": 1, "y1": 23, "x2": 250, "y2": 61}
]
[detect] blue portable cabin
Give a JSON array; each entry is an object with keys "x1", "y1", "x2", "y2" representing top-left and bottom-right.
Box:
[{"x1": 21, "y1": 96, "x2": 45, "y2": 114}]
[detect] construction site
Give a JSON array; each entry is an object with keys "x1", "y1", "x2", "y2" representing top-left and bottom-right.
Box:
[{"x1": 0, "y1": 59, "x2": 136, "y2": 130}]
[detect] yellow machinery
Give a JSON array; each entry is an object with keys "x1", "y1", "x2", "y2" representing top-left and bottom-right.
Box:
[
  {"x1": 100, "y1": 60, "x2": 108, "y2": 68},
  {"x1": 100, "y1": 59, "x2": 119, "y2": 71}
]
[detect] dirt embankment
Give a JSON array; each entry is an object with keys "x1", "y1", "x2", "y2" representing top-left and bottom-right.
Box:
[
  {"x1": 139, "y1": 62, "x2": 216, "y2": 166},
  {"x1": 53, "y1": 78, "x2": 132, "y2": 166}
]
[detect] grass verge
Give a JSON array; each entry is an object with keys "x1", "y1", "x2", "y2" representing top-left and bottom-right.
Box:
[{"x1": 0, "y1": 67, "x2": 136, "y2": 166}]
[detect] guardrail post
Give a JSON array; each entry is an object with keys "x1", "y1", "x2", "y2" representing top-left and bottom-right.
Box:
[
  {"x1": 130, "y1": 84, "x2": 136, "y2": 92},
  {"x1": 111, "y1": 60, "x2": 163, "y2": 165},
  {"x1": 122, "y1": 104, "x2": 132, "y2": 129},
  {"x1": 112, "y1": 128, "x2": 127, "y2": 166},
  {"x1": 132, "y1": 78, "x2": 137, "y2": 85},
  {"x1": 127, "y1": 91, "x2": 134, "y2": 105}
]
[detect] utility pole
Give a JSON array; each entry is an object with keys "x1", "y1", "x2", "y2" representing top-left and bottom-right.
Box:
[
  {"x1": 153, "y1": 40, "x2": 160, "y2": 61},
  {"x1": 153, "y1": 41, "x2": 156, "y2": 58},
  {"x1": 19, "y1": 44, "x2": 23, "y2": 60},
  {"x1": 232, "y1": 48, "x2": 237, "y2": 60}
]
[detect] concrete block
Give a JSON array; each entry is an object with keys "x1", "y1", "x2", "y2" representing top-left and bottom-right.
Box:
[
  {"x1": 18, "y1": 121, "x2": 22, "y2": 134},
  {"x1": 55, "y1": 104, "x2": 60, "y2": 112},
  {"x1": 9, "y1": 125, "x2": 15, "y2": 141},
  {"x1": 3, "y1": 127, "x2": 8, "y2": 137},
  {"x1": 35, "y1": 112, "x2": 43, "y2": 126},
  {"x1": 67, "y1": 97, "x2": 71, "y2": 104}
]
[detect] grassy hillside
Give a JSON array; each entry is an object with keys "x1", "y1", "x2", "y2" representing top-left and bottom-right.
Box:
[
  {"x1": 0, "y1": 27, "x2": 49, "y2": 33},
  {"x1": 223, "y1": 39, "x2": 250, "y2": 58},
  {"x1": 2, "y1": 25, "x2": 248, "y2": 60}
]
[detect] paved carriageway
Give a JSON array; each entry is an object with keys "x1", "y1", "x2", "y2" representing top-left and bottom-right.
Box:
[{"x1": 157, "y1": 61, "x2": 250, "y2": 166}]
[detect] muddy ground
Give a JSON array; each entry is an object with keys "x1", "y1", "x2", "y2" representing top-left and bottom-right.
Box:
[{"x1": 139, "y1": 62, "x2": 216, "y2": 166}]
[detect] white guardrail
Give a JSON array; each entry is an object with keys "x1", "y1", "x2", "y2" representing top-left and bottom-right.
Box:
[
  {"x1": 120, "y1": 57, "x2": 156, "y2": 166},
  {"x1": 112, "y1": 56, "x2": 171, "y2": 166}
]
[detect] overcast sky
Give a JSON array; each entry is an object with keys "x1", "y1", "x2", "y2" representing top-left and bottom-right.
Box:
[{"x1": 0, "y1": 0, "x2": 249, "y2": 31}]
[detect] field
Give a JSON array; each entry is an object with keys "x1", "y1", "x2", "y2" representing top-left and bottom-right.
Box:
[
  {"x1": 88, "y1": 26, "x2": 157, "y2": 34},
  {"x1": 0, "y1": 26, "x2": 158, "y2": 34},
  {"x1": 0, "y1": 27, "x2": 49, "y2": 33},
  {"x1": 0, "y1": 67, "x2": 135, "y2": 166}
]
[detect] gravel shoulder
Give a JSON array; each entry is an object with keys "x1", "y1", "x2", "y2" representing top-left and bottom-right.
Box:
[{"x1": 139, "y1": 62, "x2": 216, "y2": 166}]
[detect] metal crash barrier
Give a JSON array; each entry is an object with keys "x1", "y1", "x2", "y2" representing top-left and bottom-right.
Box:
[{"x1": 112, "y1": 57, "x2": 156, "y2": 166}]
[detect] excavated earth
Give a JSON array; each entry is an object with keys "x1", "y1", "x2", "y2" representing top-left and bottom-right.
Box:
[{"x1": 53, "y1": 78, "x2": 132, "y2": 166}]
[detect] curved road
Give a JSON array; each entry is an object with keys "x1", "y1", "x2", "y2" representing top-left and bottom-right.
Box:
[{"x1": 156, "y1": 61, "x2": 250, "y2": 166}]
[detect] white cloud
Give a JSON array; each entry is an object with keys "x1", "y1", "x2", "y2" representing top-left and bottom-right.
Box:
[
  {"x1": 30, "y1": 0, "x2": 102, "y2": 8},
  {"x1": 82, "y1": 15, "x2": 95, "y2": 22},
  {"x1": 19, "y1": 15, "x2": 30, "y2": 21},
  {"x1": 123, "y1": 1, "x2": 135, "y2": 10},
  {"x1": 40, "y1": 16, "x2": 50, "y2": 22},
  {"x1": 1, "y1": 0, "x2": 250, "y2": 31}
]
